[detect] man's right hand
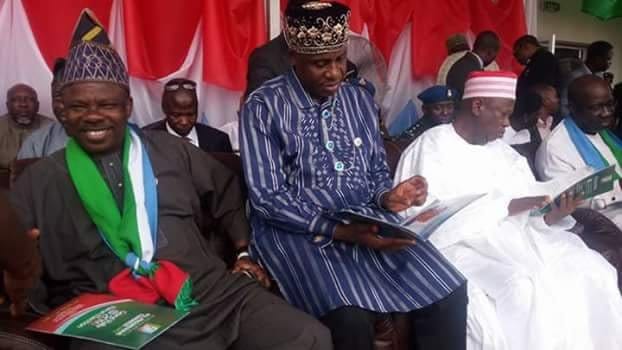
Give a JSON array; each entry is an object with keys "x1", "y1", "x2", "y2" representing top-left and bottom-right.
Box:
[
  {"x1": 333, "y1": 223, "x2": 415, "y2": 251},
  {"x1": 508, "y1": 196, "x2": 551, "y2": 216},
  {"x1": 3, "y1": 228, "x2": 41, "y2": 317}
]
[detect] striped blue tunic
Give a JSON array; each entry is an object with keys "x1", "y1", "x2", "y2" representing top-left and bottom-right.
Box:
[{"x1": 240, "y1": 70, "x2": 465, "y2": 317}]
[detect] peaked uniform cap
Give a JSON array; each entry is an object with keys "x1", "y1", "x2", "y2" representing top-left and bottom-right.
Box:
[{"x1": 418, "y1": 85, "x2": 458, "y2": 105}]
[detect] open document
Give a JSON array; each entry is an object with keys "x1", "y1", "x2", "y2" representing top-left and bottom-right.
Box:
[
  {"x1": 532, "y1": 164, "x2": 617, "y2": 215},
  {"x1": 334, "y1": 194, "x2": 485, "y2": 241}
]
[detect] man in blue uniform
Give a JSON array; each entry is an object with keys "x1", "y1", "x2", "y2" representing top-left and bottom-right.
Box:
[
  {"x1": 240, "y1": 2, "x2": 467, "y2": 350},
  {"x1": 398, "y1": 85, "x2": 457, "y2": 143}
]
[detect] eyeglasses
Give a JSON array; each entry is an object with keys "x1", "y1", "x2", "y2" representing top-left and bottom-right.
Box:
[
  {"x1": 585, "y1": 100, "x2": 617, "y2": 114},
  {"x1": 164, "y1": 82, "x2": 196, "y2": 91}
]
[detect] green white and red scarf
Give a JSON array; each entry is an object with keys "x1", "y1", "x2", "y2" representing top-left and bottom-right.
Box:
[{"x1": 66, "y1": 127, "x2": 197, "y2": 311}]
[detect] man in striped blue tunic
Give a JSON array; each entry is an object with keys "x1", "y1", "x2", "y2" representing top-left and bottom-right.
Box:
[{"x1": 240, "y1": 2, "x2": 467, "y2": 349}]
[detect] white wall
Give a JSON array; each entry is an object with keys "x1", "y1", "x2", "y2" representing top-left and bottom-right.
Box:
[{"x1": 537, "y1": 0, "x2": 622, "y2": 83}]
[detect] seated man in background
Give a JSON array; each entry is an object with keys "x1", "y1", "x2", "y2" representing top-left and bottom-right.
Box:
[
  {"x1": 536, "y1": 75, "x2": 622, "y2": 226},
  {"x1": 0, "y1": 84, "x2": 51, "y2": 175},
  {"x1": 529, "y1": 83, "x2": 560, "y2": 136},
  {"x1": 506, "y1": 91, "x2": 545, "y2": 173},
  {"x1": 241, "y1": 2, "x2": 467, "y2": 350},
  {"x1": 144, "y1": 78, "x2": 232, "y2": 153},
  {"x1": 10, "y1": 10, "x2": 330, "y2": 350},
  {"x1": 395, "y1": 71, "x2": 622, "y2": 350},
  {"x1": 397, "y1": 85, "x2": 457, "y2": 144},
  {"x1": 17, "y1": 58, "x2": 70, "y2": 159},
  {"x1": 502, "y1": 84, "x2": 559, "y2": 157}
]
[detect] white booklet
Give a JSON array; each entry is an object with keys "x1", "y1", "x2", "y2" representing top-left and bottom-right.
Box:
[{"x1": 334, "y1": 194, "x2": 485, "y2": 241}]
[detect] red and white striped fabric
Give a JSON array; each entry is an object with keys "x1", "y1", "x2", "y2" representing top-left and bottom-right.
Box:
[
  {"x1": 0, "y1": 0, "x2": 526, "y2": 136},
  {"x1": 0, "y1": 0, "x2": 265, "y2": 137},
  {"x1": 462, "y1": 71, "x2": 518, "y2": 100}
]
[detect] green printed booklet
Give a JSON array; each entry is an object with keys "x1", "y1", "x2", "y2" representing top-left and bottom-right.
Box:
[
  {"x1": 27, "y1": 294, "x2": 189, "y2": 349},
  {"x1": 532, "y1": 165, "x2": 617, "y2": 215}
]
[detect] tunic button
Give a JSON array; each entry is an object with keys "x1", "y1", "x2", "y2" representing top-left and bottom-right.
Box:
[
  {"x1": 321, "y1": 110, "x2": 331, "y2": 119},
  {"x1": 117, "y1": 183, "x2": 123, "y2": 188},
  {"x1": 334, "y1": 161, "x2": 344, "y2": 172},
  {"x1": 325, "y1": 140, "x2": 335, "y2": 152},
  {"x1": 353, "y1": 137, "x2": 362, "y2": 147},
  {"x1": 313, "y1": 235, "x2": 324, "y2": 243}
]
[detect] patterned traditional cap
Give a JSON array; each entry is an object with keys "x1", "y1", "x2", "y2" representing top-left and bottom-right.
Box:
[
  {"x1": 284, "y1": 1, "x2": 350, "y2": 55},
  {"x1": 61, "y1": 9, "x2": 129, "y2": 90},
  {"x1": 417, "y1": 85, "x2": 457, "y2": 105},
  {"x1": 463, "y1": 71, "x2": 517, "y2": 100}
]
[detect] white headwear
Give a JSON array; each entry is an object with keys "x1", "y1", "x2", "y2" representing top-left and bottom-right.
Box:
[{"x1": 462, "y1": 71, "x2": 517, "y2": 100}]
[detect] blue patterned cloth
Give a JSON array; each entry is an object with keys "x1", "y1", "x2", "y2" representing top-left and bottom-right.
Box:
[{"x1": 240, "y1": 69, "x2": 465, "y2": 317}]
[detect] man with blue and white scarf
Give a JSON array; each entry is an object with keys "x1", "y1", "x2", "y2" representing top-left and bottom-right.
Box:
[{"x1": 536, "y1": 75, "x2": 622, "y2": 226}]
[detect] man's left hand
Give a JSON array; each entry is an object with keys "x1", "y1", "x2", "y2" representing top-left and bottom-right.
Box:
[
  {"x1": 382, "y1": 176, "x2": 428, "y2": 213},
  {"x1": 232, "y1": 258, "x2": 271, "y2": 289},
  {"x1": 544, "y1": 191, "x2": 583, "y2": 226}
]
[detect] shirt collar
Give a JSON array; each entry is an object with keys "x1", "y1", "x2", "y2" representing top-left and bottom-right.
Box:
[
  {"x1": 285, "y1": 68, "x2": 340, "y2": 110},
  {"x1": 537, "y1": 115, "x2": 554, "y2": 128},
  {"x1": 471, "y1": 52, "x2": 484, "y2": 68},
  {"x1": 165, "y1": 122, "x2": 199, "y2": 147},
  {"x1": 528, "y1": 48, "x2": 545, "y2": 64}
]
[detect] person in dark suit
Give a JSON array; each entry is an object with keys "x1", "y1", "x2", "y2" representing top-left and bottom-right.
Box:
[
  {"x1": 513, "y1": 35, "x2": 561, "y2": 100},
  {"x1": 243, "y1": 0, "x2": 307, "y2": 98},
  {"x1": 144, "y1": 78, "x2": 233, "y2": 153},
  {"x1": 446, "y1": 31, "x2": 500, "y2": 98},
  {"x1": 244, "y1": 33, "x2": 291, "y2": 98}
]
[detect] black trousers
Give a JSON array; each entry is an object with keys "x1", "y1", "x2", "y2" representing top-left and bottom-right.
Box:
[
  {"x1": 320, "y1": 283, "x2": 468, "y2": 350},
  {"x1": 69, "y1": 288, "x2": 332, "y2": 350}
]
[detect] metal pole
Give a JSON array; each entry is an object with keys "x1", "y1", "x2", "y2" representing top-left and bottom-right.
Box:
[
  {"x1": 550, "y1": 33, "x2": 556, "y2": 54},
  {"x1": 267, "y1": 0, "x2": 281, "y2": 39}
]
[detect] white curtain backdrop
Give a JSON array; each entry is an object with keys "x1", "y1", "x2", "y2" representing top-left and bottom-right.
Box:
[
  {"x1": 0, "y1": 0, "x2": 53, "y2": 117},
  {"x1": 524, "y1": 0, "x2": 539, "y2": 35},
  {"x1": 0, "y1": 0, "x2": 530, "y2": 143},
  {"x1": 0, "y1": 0, "x2": 243, "y2": 133},
  {"x1": 109, "y1": 0, "x2": 242, "y2": 129},
  {"x1": 382, "y1": 23, "x2": 433, "y2": 128}
]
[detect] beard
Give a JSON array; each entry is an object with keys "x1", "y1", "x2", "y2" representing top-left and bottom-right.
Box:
[{"x1": 13, "y1": 114, "x2": 34, "y2": 126}]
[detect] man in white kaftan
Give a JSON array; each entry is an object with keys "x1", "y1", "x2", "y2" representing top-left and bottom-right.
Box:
[{"x1": 394, "y1": 71, "x2": 622, "y2": 350}]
